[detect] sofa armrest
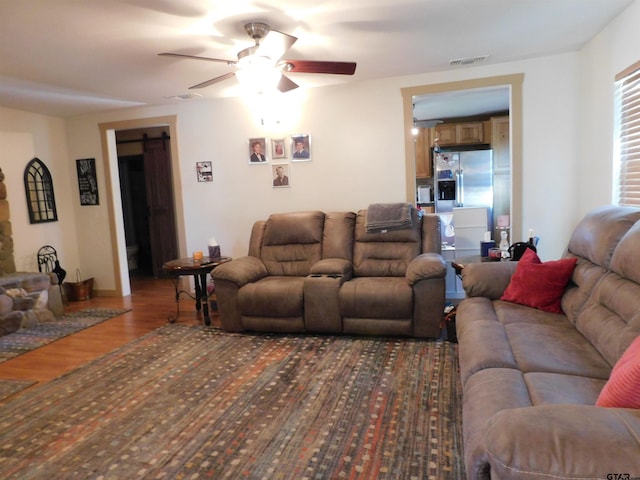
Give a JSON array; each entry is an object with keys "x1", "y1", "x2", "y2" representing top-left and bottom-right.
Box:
[
  {"x1": 477, "y1": 405, "x2": 640, "y2": 479},
  {"x1": 461, "y1": 261, "x2": 519, "y2": 299},
  {"x1": 210, "y1": 256, "x2": 267, "y2": 287},
  {"x1": 310, "y1": 258, "x2": 353, "y2": 278},
  {"x1": 406, "y1": 253, "x2": 446, "y2": 285}
]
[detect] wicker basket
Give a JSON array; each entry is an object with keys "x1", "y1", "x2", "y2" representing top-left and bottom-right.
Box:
[{"x1": 63, "y1": 269, "x2": 94, "y2": 301}]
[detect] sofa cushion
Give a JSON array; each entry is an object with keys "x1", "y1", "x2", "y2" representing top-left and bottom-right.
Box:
[
  {"x1": 596, "y1": 335, "x2": 640, "y2": 408},
  {"x1": 353, "y1": 209, "x2": 421, "y2": 277},
  {"x1": 500, "y1": 249, "x2": 577, "y2": 313},
  {"x1": 339, "y1": 277, "x2": 413, "y2": 319},
  {"x1": 261, "y1": 211, "x2": 325, "y2": 276},
  {"x1": 525, "y1": 372, "x2": 605, "y2": 405},
  {"x1": 567, "y1": 205, "x2": 640, "y2": 269},
  {"x1": 238, "y1": 277, "x2": 304, "y2": 317}
]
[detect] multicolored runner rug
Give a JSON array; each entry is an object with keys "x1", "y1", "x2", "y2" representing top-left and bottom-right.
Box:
[
  {"x1": 0, "y1": 308, "x2": 130, "y2": 363},
  {"x1": 0, "y1": 324, "x2": 464, "y2": 479}
]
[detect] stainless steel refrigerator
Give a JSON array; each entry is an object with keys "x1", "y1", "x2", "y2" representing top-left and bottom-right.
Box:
[{"x1": 434, "y1": 147, "x2": 493, "y2": 246}]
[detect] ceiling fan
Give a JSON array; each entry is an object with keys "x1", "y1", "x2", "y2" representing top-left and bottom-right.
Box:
[{"x1": 159, "y1": 22, "x2": 357, "y2": 93}]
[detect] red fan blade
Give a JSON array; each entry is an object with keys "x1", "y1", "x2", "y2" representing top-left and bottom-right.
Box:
[
  {"x1": 283, "y1": 60, "x2": 356, "y2": 75},
  {"x1": 189, "y1": 72, "x2": 236, "y2": 89},
  {"x1": 277, "y1": 74, "x2": 298, "y2": 93},
  {"x1": 159, "y1": 52, "x2": 236, "y2": 65}
]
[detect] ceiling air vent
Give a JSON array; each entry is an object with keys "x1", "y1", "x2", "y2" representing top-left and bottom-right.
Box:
[
  {"x1": 450, "y1": 55, "x2": 488, "y2": 66},
  {"x1": 167, "y1": 93, "x2": 203, "y2": 100}
]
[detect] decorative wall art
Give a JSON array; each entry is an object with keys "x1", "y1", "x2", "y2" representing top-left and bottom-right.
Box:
[
  {"x1": 271, "y1": 138, "x2": 286, "y2": 159},
  {"x1": 76, "y1": 158, "x2": 99, "y2": 205},
  {"x1": 248, "y1": 138, "x2": 268, "y2": 163},
  {"x1": 196, "y1": 161, "x2": 213, "y2": 182},
  {"x1": 272, "y1": 164, "x2": 290, "y2": 188},
  {"x1": 24, "y1": 157, "x2": 58, "y2": 223},
  {"x1": 291, "y1": 134, "x2": 311, "y2": 161}
]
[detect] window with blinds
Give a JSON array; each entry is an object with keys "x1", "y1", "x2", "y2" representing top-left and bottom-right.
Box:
[{"x1": 615, "y1": 60, "x2": 640, "y2": 206}]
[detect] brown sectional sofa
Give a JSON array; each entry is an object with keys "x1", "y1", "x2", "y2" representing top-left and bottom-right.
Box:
[
  {"x1": 211, "y1": 208, "x2": 446, "y2": 337},
  {"x1": 457, "y1": 205, "x2": 640, "y2": 479}
]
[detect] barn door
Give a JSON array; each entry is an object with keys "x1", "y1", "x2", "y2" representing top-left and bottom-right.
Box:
[{"x1": 142, "y1": 132, "x2": 178, "y2": 277}]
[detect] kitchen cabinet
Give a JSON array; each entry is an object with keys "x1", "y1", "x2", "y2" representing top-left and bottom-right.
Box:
[
  {"x1": 456, "y1": 122, "x2": 484, "y2": 144},
  {"x1": 433, "y1": 121, "x2": 484, "y2": 146},
  {"x1": 414, "y1": 127, "x2": 432, "y2": 178},
  {"x1": 491, "y1": 116, "x2": 511, "y2": 241},
  {"x1": 433, "y1": 123, "x2": 457, "y2": 145},
  {"x1": 490, "y1": 116, "x2": 510, "y2": 170}
]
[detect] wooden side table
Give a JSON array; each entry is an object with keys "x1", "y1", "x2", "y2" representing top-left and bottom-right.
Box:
[{"x1": 162, "y1": 256, "x2": 231, "y2": 326}]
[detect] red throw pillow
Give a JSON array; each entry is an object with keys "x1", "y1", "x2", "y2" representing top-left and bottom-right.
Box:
[
  {"x1": 596, "y1": 336, "x2": 640, "y2": 408},
  {"x1": 500, "y1": 248, "x2": 577, "y2": 313}
]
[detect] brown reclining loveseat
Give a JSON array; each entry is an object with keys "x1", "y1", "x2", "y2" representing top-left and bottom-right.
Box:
[{"x1": 211, "y1": 207, "x2": 446, "y2": 338}]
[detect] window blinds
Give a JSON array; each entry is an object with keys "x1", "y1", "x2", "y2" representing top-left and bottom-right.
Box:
[{"x1": 616, "y1": 62, "x2": 640, "y2": 206}]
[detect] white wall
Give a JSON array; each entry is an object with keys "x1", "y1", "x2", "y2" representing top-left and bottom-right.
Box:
[
  {"x1": 64, "y1": 51, "x2": 581, "y2": 294},
  {"x1": 577, "y1": 0, "x2": 640, "y2": 217},
  {"x1": 0, "y1": 106, "x2": 80, "y2": 274}
]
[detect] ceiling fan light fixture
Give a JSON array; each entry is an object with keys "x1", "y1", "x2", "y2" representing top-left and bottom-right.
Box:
[{"x1": 236, "y1": 62, "x2": 281, "y2": 94}]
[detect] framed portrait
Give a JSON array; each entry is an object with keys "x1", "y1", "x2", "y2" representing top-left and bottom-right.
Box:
[
  {"x1": 291, "y1": 134, "x2": 311, "y2": 161},
  {"x1": 196, "y1": 161, "x2": 213, "y2": 182},
  {"x1": 248, "y1": 137, "x2": 268, "y2": 164},
  {"x1": 272, "y1": 163, "x2": 290, "y2": 188},
  {"x1": 271, "y1": 138, "x2": 287, "y2": 159}
]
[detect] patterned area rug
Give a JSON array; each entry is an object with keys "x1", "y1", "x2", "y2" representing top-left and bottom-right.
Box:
[
  {"x1": 0, "y1": 325, "x2": 464, "y2": 479},
  {"x1": 0, "y1": 379, "x2": 36, "y2": 402},
  {"x1": 0, "y1": 308, "x2": 130, "y2": 363}
]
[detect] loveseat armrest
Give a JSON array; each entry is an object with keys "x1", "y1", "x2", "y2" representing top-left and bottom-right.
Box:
[
  {"x1": 406, "y1": 253, "x2": 446, "y2": 285},
  {"x1": 461, "y1": 261, "x2": 519, "y2": 299},
  {"x1": 211, "y1": 256, "x2": 267, "y2": 287},
  {"x1": 310, "y1": 258, "x2": 353, "y2": 279},
  {"x1": 475, "y1": 405, "x2": 640, "y2": 480}
]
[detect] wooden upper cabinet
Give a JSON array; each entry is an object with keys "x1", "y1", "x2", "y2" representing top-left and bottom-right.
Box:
[
  {"x1": 491, "y1": 116, "x2": 510, "y2": 170},
  {"x1": 415, "y1": 127, "x2": 432, "y2": 178},
  {"x1": 433, "y1": 121, "x2": 484, "y2": 146},
  {"x1": 433, "y1": 124, "x2": 457, "y2": 146},
  {"x1": 456, "y1": 122, "x2": 484, "y2": 144}
]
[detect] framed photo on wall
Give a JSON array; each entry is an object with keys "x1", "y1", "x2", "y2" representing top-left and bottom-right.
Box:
[
  {"x1": 196, "y1": 161, "x2": 213, "y2": 182},
  {"x1": 272, "y1": 164, "x2": 290, "y2": 188},
  {"x1": 249, "y1": 137, "x2": 268, "y2": 163},
  {"x1": 291, "y1": 134, "x2": 311, "y2": 161},
  {"x1": 271, "y1": 138, "x2": 286, "y2": 159}
]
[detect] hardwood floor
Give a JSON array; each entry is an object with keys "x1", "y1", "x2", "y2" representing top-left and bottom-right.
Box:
[{"x1": 0, "y1": 274, "x2": 218, "y2": 400}]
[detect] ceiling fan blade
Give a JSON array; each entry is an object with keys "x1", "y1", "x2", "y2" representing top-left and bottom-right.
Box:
[
  {"x1": 158, "y1": 52, "x2": 235, "y2": 65},
  {"x1": 283, "y1": 60, "x2": 356, "y2": 75},
  {"x1": 255, "y1": 29, "x2": 297, "y2": 62},
  {"x1": 277, "y1": 74, "x2": 298, "y2": 93},
  {"x1": 189, "y1": 72, "x2": 236, "y2": 89}
]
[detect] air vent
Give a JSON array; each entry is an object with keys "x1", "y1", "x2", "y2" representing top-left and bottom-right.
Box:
[
  {"x1": 167, "y1": 93, "x2": 203, "y2": 100},
  {"x1": 449, "y1": 55, "x2": 489, "y2": 66}
]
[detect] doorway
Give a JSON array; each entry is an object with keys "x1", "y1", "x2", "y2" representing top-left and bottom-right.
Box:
[
  {"x1": 115, "y1": 128, "x2": 179, "y2": 281},
  {"x1": 402, "y1": 74, "x2": 524, "y2": 239},
  {"x1": 99, "y1": 115, "x2": 186, "y2": 297}
]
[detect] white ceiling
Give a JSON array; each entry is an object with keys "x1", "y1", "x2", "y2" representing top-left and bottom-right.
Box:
[{"x1": 0, "y1": 0, "x2": 633, "y2": 118}]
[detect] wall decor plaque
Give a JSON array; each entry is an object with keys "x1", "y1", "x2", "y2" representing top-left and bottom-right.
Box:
[{"x1": 76, "y1": 158, "x2": 99, "y2": 206}]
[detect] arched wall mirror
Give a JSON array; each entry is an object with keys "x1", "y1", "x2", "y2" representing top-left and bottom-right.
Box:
[
  {"x1": 402, "y1": 74, "x2": 523, "y2": 244},
  {"x1": 24, "y1": 157, "x2": 58, "y2": 224}
]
